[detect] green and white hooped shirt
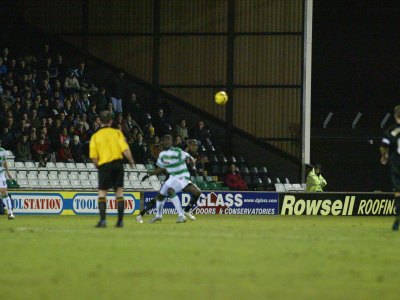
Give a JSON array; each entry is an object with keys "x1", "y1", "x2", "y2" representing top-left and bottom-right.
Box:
[{"x1": 156, "y1": 147, "x2": 192, "y2": 180}]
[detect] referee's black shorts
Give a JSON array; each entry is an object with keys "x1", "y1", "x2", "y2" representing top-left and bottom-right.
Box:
[{"x1": 98, "y1": 159, "x2": 124, "y2": 190}]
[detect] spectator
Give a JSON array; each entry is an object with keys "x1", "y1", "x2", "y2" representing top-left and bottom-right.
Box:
[
  {"x1": 175, "y1": 119, "x2": 189, "y2": 140},
  {"x1": 223, "y1": 164, "x2": 248, "y2": 191},
  {"x1": 306, "y1": 164, "x2": 327, "y2": 192},
  {"x1": 55, "y1": 54, "x2": 68, "y2": 80},
  {"x1": 122, "y1": 113, "x2": 142, "y2": 135},
  {"x1": 153, "y1": 108, "x2": 171, "y2": 136},
  {"x1": 0, "y1": 57, "x2": 7, "y2": 75},
  {"x1": 64, "y1": 71, "x2": 80, "y2": 95},
  {"x1": 108, "y1": 71, "x2": 125, "y2": 113},
  {"x1": 107, "y1": 101, "x2": 116, "y2": 118},
  {"x1": 59, "y1": 127, "x2": 69, "y2": 145},
  {"x1": 123, "y1": 92, "x2": 142, "y2": 121},
  {"x1": 48, "y1": 118, "x2": 63, "y2": 151},
  {"x1": 57, "y1": 139, "x2": 74, "y2": 162},
  {"x1": 32, "y1": 137, "x2": 49, "y2": 164},
  {"x1": 15, "y1": 134, "x2": 32, "y2": 162},
  {"x1": 130, "y1": 133, "x2": 148, "y2": 164},
  {"x1": 191, "y1": 120, "x2": 212, "y2": 145},
  {"x1": 94, "y1": 87, "x2": 107, "y2": 111},
  {"x1": 70, "y1": 135, "x2": 85, "y2": 163},
  {"x1": 174, "y1": 135, "x2": 185, "y2": 149},
  {"x1": 149, "y1": 136, "x2": 162, "y2": 162}
]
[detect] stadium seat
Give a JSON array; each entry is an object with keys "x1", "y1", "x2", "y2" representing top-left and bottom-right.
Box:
[
  {"x1": 292, "y1": 183, "x2": 305, "y2": 191},
  {"x1": 79, "y1": 173, "x2": 88, "y2": 180},
  {"x1": 145, "y1": 164, "x2": 155, "y2": 170},
  {"x1": 275, "y1": 178, "x2": 281, "y2": 184},
  {"x1": 40, "y1": 180, "x2": 50, "y2": 189},
  {"x1": 250, "y1": 167, "x2": 259, "y2": 176},
  {"x1": 244, "y1": 176, "x2": 252, "y2": 188},
  {"x1": 6, "y1": 150, "x2": 15, "y2": 160},
  {"x1": 71, "y1": 180, "x2": 82, "y2": 189},
  {"x1": 38, "y1": 173, "x2": 48, "y2": 181},
  {"x1": 259, "y1": 166, "x2": 268, "y2": 175},
  {"x1": 228, "y1": 156, "x2": 237, "y2": 163},
  {"x1": 27, "y1": 173, "x2": 38, "y2": 180},
  {"x1": 66, "y1": 162, "x2": 77, "y2": 170},
  {"x1": 9, "y1": 170, "x2": 17, "y2": 178},
  {"x1": 24, "y1": 162, "x2": 36, "y2": 170},
  {"x1": 17, "y1": 172, "x2": 27, "y2": 180},
  {"x1": 48, "y1": 172, "x2": 58, "y2": 180},
  {"x1": 81, "y1": 180, "x2": 92, "y2": 189},
  {"x1": 59, "y1": 179, "x2": 70, "y2": 188},
  {"x1": 124, "y1": 173, "x2": 129, "y2": 181},
  {"x1": 274, "y1": 183, "x2": 286, "y2": 192},
  {"x1": 50, "y1": 180, "x2": 61, "y2": 189},
  {"x1": 69, "y1": 173, "x2": 78, "y2": 180},
  {"x1": 91, "y1": 180, "x2": 98, "y2": 188},
  {"x1": 46, "y1": 162, "x2": 57, "y2": 171},
  {"x1": 264, "y1": 177, "x2": 274, "y2": 191},
  {"x1": 129, "y1": 174, "x2": 138, "y2": 180},
  {"x1": 76, "y1": 163, "x2": 86, "y2": 171},
  {"x1": 56, "y1": 162, "x2": 67, "y2": 170},
  {"x1": 283, "y1": 178, "x2": 290, "y2": 184},
  {"x1": 58, "y1": 172, "x2": 68, "y2": 180},
  {"x1": 151, "y1": 181, "x2": 161, "y2": 190},
  {"x1": 158, "y1": 175, "x2": 167, "y2": 181},
  {"x1": 18, "y1": 179, "x2": 30, "y2": 189},
  {"x1": 141, "y1": 181, "x2": 152, "y2": 190},
  {"x1": 217, "y1": 154, "x2": 228, "y2": 164},
  {"x1": 252, "y1": 177, "x2": 264, "y2": 190},
  {"x1": 136, "y1": 164, "x2": 146, "y2": 170},
  {"x1": 131, "y1": 181, "x2": 142, "y2": 190},
  {"x1": 240, "y1": 166, "x2": 249, "y2": 175},
  {"x1": 284, "y1": 183, "x2": 295, "y2": 191},
  {"x1": 149, "y1": 175, "x2": 158, "y2": 181},
  {"x1": 86, "y1": 163, "x2": 96, "y2": 170},
  {"x1": 29, "y1": 180, "x2": 40, "y2": 189},
  {"x1": 15, "y1": 162, "x2": 25, "y2": 170},
  {"x1": 209, "y1": 154, "x2": 218, "y2": 163},
  {"x1": 195, "y1": 175, "x2": 204, "y2": 182}
]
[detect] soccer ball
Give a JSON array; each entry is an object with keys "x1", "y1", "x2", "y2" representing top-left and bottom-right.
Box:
[{"x1": 215, "y1": 91, "x2": 228, "y2": 105}]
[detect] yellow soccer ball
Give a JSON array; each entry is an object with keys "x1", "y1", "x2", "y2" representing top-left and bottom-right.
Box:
[{"x1": 215, "y1": 91, "x2": 228, "y2": 105}]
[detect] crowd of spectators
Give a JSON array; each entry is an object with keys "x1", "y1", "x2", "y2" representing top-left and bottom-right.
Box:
[{"x1": 0, "y1": 45, "x2": 214, "y2": 170}]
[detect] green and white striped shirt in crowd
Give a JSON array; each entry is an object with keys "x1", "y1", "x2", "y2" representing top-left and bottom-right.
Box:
[
  {"x1": 0, "y1": 148, "x2": 7, "y2": 177},
  {"x1": 156, "y1": 147, "x2": 192, "y2": 179}
]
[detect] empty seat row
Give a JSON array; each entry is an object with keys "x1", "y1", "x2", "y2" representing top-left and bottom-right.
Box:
[
  {"x1": 15, "y1": 179, "x2": 162, "y2": 190},
  {"x1": 7, "y1": 161, "x2": 151, "y2": 172}
]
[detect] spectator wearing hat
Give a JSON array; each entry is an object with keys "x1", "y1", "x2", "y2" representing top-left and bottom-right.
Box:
[{"x1": 57, "y1": 138, "x2": 74, "y2": 162}]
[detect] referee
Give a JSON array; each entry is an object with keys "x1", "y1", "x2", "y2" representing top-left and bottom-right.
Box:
[{"x1": 89, "y1": 111, "x2": 135, "y2": 228}]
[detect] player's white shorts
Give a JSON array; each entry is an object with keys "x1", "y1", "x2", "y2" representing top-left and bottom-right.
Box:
[
  {"x1": 0, "y1": 176, "x2": 7, "y2": 189},
  {"x1": 159, "y1": 176, "x2": 191, "y2": 196}
]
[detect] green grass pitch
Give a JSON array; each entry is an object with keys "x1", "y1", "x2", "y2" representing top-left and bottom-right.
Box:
[{"x1": 1, "y1": 215, "x2": 399, "y2": 300}]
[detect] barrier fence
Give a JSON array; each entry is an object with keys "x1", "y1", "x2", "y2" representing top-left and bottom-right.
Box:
[{"x1": 5, "y1": 190, "x2": 396, "y2": 216}]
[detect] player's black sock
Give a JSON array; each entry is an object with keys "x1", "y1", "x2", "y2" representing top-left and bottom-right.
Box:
[
  {"x1": 117, "y1": 197, "x2": 124, "y2": 222},
  {"x1": 140, "y1": 198, "x2": 156, "y2": 216},
  {"x1": 184, "y1": 194, "x2": 200, "y2": 212},
  {"x1": 98, "y1": 197, "x2": 107, "y2": 221}
]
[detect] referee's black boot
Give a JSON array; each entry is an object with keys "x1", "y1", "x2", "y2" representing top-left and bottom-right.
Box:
[
  {"x1": 95, "y1": 220, "x2": 107, "y2": 228},
  {"x1": 393, "y1": 221, "x2": 399, "y2": 231},
  {"x1": 116, "y1": 220, "x2": 124, "y2": 228}
]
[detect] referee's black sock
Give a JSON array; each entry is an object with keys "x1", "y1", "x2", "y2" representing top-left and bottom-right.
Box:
[
  {"x1": 98, "y1": 197, "x2": 107, "y2": 221},
  {"x1": 395, "y1": 196, "x2": 400, "y2": 223},
  {"x1": 139, "y1": 198, "x2": 156, "y2": 216},
  {"x1": 184, "y1": 194, "x2": 201, "y2": 212},
  {"x1": 117, "y1": 197, "x2": 124, "y2": 222}
]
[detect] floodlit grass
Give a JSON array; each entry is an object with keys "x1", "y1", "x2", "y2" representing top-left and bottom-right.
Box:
[{"x1": 1, "y1": 215, "x2": 399, "y2": 300}]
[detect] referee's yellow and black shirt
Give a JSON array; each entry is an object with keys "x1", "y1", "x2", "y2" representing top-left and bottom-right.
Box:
[{"x1": 89, "y1": 127, "x2": 129, "y2": 166}]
